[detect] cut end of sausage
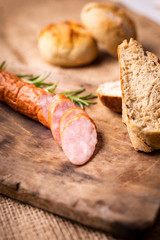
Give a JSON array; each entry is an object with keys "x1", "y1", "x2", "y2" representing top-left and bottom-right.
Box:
[
  {"x1": 48, "y1": 94, "x2": 75, "y2": 145},
  {"x1": 61, "y1": 113, "x2": 97, "y2": 165},
  {"x1": 60, "y1": 107, "x2": 87, "y2": 135},
  {"x1": 38, "y1": 93, "x2": 55, "y2": 127}
]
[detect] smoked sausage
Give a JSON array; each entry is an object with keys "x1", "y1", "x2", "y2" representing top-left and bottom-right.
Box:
[
  {"x1": 48, "y1": 94, "x2": 75, "y2": 145},
  {"x1": 61, "y1": 113, "x2": 97, "y2": 165},
  {"x1": 60, "y1": 107, "x2": 87, "y2": 134},
  {"x1": 0, "y1": 69, "x2": 54, "y2": 127},
  {"x1": 0, "y1": 69, "x2": 98, "y2": 165}
]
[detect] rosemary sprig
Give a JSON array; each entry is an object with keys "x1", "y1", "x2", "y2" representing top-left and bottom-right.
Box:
[
  {"x1": 60, "y1": 89, "x2": 97, "y2": 109},
  {"x1": 60, "y1": 89, "x2": 85, "y2": 95},
  {"x1": 17, "y1": 72, "x2": 98, "y2": 108},
  {"x1": 0, "y1": 61, "x2": 7, "y2": 70},
  {"x1": 16, "y1": 74, "x2": 33, "y2": 78},
  {"x1": 45, "y1": 81, "x2": 59, "y2": 93},
  {"x1": 18, "y1": 72, "x2": 51, "y2": 86},
  {"x1": 16, "y1": 72, "x2": 59, "y2": 93},
  {"x1": 0, "y1": 61, "x2": 97, "y2": 109}
]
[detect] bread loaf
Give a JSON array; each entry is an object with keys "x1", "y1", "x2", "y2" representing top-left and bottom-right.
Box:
[
  {"x1": 38, "y1": 21, "x2": 98, "y2": 67},
  {"x1": 81, "y1": 2, "x2": 136, "y2": 57},
  {"x1": 118, "y1": 38, "x2": 160, "y2": 152}
]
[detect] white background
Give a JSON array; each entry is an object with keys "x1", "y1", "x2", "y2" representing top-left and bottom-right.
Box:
[{"x1": 113, "y1": 0, "x2": 160, "y2": 24}]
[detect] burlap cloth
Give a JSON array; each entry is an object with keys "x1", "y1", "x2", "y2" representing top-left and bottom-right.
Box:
[
  {"x1": 0, "y1": 194, "x2": 116, "y2": 240},
  {"x1": 0, "y1": 194, "x2": 160, "y2": 240}
]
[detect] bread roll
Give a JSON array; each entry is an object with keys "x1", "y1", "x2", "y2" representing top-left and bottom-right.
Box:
[
  {"x1": 38, "y1": 21, "x2": 98, "y2": 67},
  {"x1": 81, "y1": 2, "x2": 136, "y2": 56}
]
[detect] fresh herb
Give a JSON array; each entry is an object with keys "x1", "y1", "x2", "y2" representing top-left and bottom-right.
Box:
[
  {"x1": 0, "y1": 61, "x2": 97, "y2": 109},
  {"x1": 17, "y1": 72, "x2": 51, "y2": 86},
  {"x1": 60, "y1": 89, "x2": 97, "y2": 109},
  {"x1": 0, "y1": 61, "x2": 7, "y2": 70},
  {"x1": 17, "y1": 72, "x2": 59, "y2": 94}
]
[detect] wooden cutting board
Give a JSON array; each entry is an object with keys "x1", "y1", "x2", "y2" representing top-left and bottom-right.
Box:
[{"x1": 0, "y1": 0, "x2": 160, "y2": 238}]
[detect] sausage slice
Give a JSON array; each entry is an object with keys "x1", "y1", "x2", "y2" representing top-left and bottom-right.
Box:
[
  {"x1": 60, "y1": 107, "x2": 87, "y2": 134},
  {"x1": 38, "y1": 94, "x2": 55, "y2": 127},
  {"x1": 61, "y1": 113, "x2": 97, "y2": 165},
  {"x1": 48, "y1": 94, "x2": 75, "y2": 145}
]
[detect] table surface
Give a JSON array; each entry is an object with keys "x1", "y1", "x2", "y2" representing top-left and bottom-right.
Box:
[{"x1": 0, "y1": 0, "x2": 160, "y2": 239}]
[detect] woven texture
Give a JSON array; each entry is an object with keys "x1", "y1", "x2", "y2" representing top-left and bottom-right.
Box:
[
  {"x1": 1, "y1": 194, "x2": 160, "y2": 240},
  {"x1": 0, "y1": 194, "x2": 117, "y2": 240}
]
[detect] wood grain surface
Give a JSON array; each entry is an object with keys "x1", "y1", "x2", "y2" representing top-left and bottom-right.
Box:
[{"x1": 0, "y1": 0, "x2": 160, "y2": 238}]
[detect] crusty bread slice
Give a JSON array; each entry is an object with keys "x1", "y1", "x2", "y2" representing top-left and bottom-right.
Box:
[
  {"x1": 97, "y1": 81, "x2": 122, "y2": 112},
  {"x1": 118, "y1": 38, "x2": 160, "y2": 152}
]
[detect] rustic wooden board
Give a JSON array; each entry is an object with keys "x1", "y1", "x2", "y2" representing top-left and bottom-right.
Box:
[{"x1": 0, "y1": 0, "x2": 160, "y2": 238}]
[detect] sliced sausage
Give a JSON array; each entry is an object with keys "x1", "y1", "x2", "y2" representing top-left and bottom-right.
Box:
[
  {"x1": 0, "y1": 69, "x2": 54, "y2": 127},
  {"x1": 60, "y1": 107, "x2": 87, "y2": 134},
  {"x1": 17, "y1": 84, "x2": 54, "y2": 127},
  {"x1": 48, "y1": 94, "x2": 75, "y2": 145},
  {"x1": 61, "y1": 113, "x2": 97, "y2": 165},
  {"x1": 38, "y1": 94, "x2": 55, "y2": 127},
  {"x1": 0, "y1": 69, "x2": 98, "y2": 165}
]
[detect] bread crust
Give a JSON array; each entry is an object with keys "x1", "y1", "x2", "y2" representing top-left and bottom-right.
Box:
[
  {"x1": 98, "y1": 92, "x2": 122, "y2": 112},
  {"x1": 81, "y1": 2, "x2": 136, "y2": 57},
  {"x1": 122, "y1": 96, "x2": 152, "y2": 152},
  {"x1": 38, "y1": 21, "x2": 98, "y2": 67},
  {"x1": 97, "y1": 81, "x2": 122, "y2": 112},
  {"x1": 118, "y1": 38, "x2": 160, "y2": 152}
]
